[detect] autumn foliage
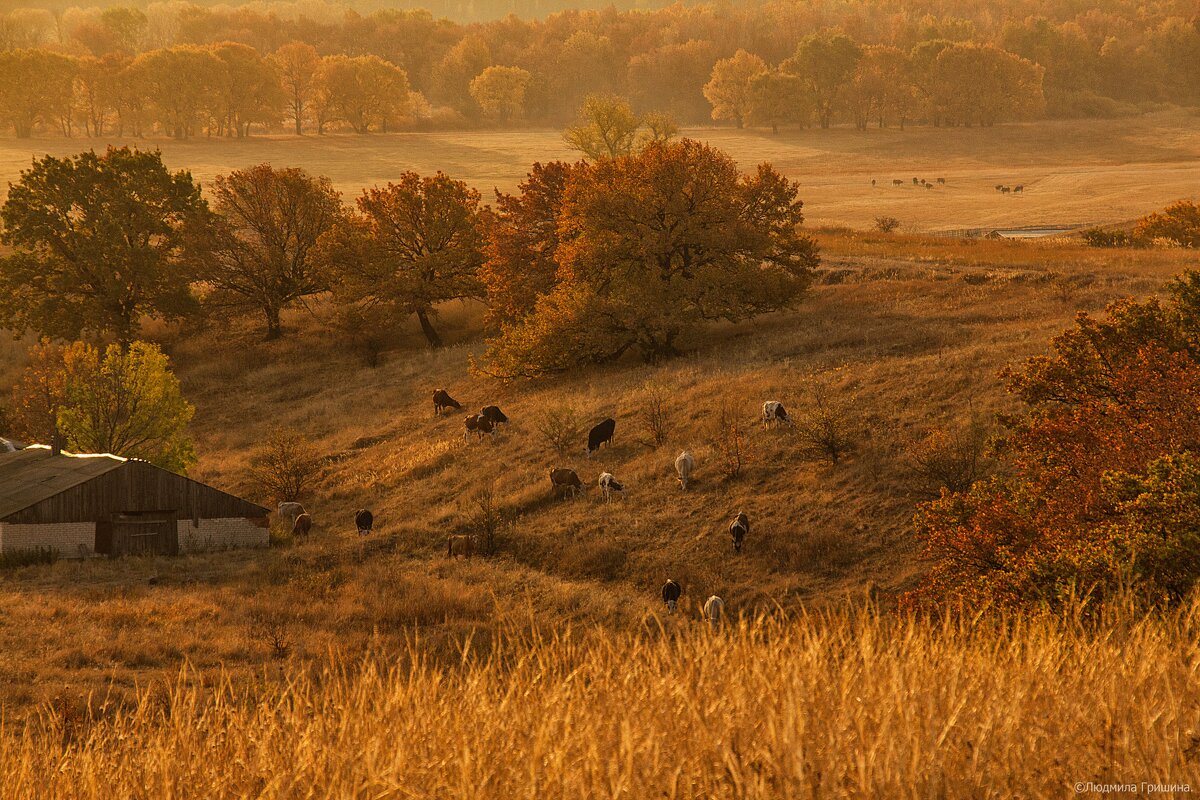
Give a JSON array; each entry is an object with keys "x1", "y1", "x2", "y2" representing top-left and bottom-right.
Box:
[
  {"x1": 913, "y1": 273, "x2": 1200, "y2": 607},
  {"x1": 480, "y1": 139, "x2": 818, "y2": 377}
]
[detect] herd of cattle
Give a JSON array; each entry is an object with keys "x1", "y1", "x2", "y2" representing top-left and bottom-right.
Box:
[
  {"x1": 274, "y1": 390, "x2": 798, "y2": 630},
  {"x1": 874, "y1": 176, "x2": 946, "y2": 189}
]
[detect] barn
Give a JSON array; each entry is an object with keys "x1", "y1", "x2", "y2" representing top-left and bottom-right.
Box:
[{"x1": 0, "y1": 445, "x2": 270, "y2": 559}]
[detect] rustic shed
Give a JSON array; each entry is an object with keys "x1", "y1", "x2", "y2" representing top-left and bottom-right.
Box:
[{"x1": 0, "y1": 446, "x2": 269, "y2": 558}]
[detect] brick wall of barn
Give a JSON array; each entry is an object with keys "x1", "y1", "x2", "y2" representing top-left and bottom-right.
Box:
[
  {"x1": 0, "y1": 522, "x2": 96, "y2": 558},
  {"x1": 177, "y1": 518, "x2": 269, "y2": 553}
]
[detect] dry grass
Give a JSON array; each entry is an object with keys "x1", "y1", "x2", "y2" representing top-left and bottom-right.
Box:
[
  {"x1": 4, "y1": 600, "x2": 1199, "y2": 798},
  {"x1": 3, "y1": 112, "x2": 1199, "y2": 232}
]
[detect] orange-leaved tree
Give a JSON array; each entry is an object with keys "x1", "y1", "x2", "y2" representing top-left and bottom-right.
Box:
[
  {"x1": 912, "y1": 272, "x2": 1200, "y2": 608},
  {"x1": 479, "y1": 139, "x2": 818, "y2": 377}
]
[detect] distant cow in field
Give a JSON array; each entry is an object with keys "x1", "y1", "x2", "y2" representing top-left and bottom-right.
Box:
[
  {"x1": 1014, "y1": 184, "x2": 1024, "y2": 193},
  {"x1": 277, "y1": 502, "x2": 306, "y2": 527},
  {"x1": 762, "y1": 400, "x2": 792, "y2": 427},
  {"x1": 871, "y1": 178, "x2": 876, "y2": 187},
  {"x1": 926, "y1": 183, "x2": 934, "y2": 190},
  {"x1": 937, "y1": 177, "x2": 946, "y2": 184},
  {"x1": 662, "y1": 579, "x2": 681, "y2": 613},
  {"x1": 675, "y1": 451, "x2": 695, "y2": 490},
  {"x1": 447, "y1": 534, "x2": 474, "y2": 558},
  {"x1": 703, "y1": 596, "x2": 725, "y2": 631},
  {"x1": 355, "y1": 509, "x2": 373, "y2": 535},
  {"x1": 1001, "y1": 186, "x2": 1011, "y2": 194},
  {"x1": 598, "y1": 472, "x2": 625, "y2": 501},
  {"x1": 994, "y1": 184, "x2": 1004, "y2": 192},
  {"x1": 730, "y1": 511, "x2": 749, "y2": 553},
  {"x1": 480, "y1": 405, "x2": 509, "y2": 426},
  {"x1": 912, "y1": 177, "x2": 919, "y2": 185},
  {"x1": 464, "y1": 413, "x2": 496, "y2": 441},
  {"x1": 585, "y1": 418, "x2": 616, "y2": 456},
  {"x1": 292, "y1": 513, "x2": 313, "y2": 537},
  {"x1": 433, "y1": 389, "x2": 462, "y2": 415},
  {"x1": 550, "y1": 468, "x2": 583, "y2": 498},
  {"x1": 892, "y1": 179, "x2": 903, "y2": 186}
]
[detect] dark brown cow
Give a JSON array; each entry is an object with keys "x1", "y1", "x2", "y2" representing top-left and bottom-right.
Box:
[
  {"x1": 550, "y1": 468, "x2": 583, "y2": 498},
  {"x1": 292, "y1": 513, "x2": 313, "y2": 537},
  {"x1": 464, "y1": 413, "x2": 496, "y2": 441},
  {"x1": 433, "y1": 389, "x2": 462, "y2": 415}
]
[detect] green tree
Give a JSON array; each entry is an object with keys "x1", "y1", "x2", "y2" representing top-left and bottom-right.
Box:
[
  {"x1": 318, "y1": 54, "x2": 411, "y2": 134},
  {"x1": 747, "y1": 71, "x2": 809, "y2": 133},
  {"x1": 928, "y1": 43, "x2": 1045, "y2": 126},
  {"x1": 198, "y1": 165, "x2": 343, "y2": 339},
  {"x1": 322, "y1": 172, "x2": 485, "y2": 347},
  {"x1": 564, "y1": 93, "x2": 641, "y2": 160},
  {"x1": 212, "y1": 42, "x2": 283, "y2": 138},
  {"x1": 782, "y1": 32, "x2": 863, "y2": 129},
  {"x1": 482, "y1": 139, "x2": 819, "y2": 376},
  {"x1": 14, "y1": 340, "x2": 196, "y2": 471},
  {"x1": 469, "y1": 65, "x2": 531, "y2": 122},
  {"x1": 0, "y1": 147, "x2": 208, "y2": 342},
  {"x1": 0, "y1": 49, "x2": 76, "y2": 138},
  {"x1": 128, "y1": 45, "x2": 224, "y2": 138},
  {"x1": 703, "y1": 49, "x2": 768, "y2": 128}
]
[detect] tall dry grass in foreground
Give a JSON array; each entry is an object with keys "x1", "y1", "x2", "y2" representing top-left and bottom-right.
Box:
[{"x1": 5, "y1": 600, "x2": 1199, "y2": 798}]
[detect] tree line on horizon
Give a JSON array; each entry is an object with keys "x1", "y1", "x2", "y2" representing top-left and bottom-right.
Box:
[{"x1": 0, "y1": 0, "x2": 1197, "y2": 138}]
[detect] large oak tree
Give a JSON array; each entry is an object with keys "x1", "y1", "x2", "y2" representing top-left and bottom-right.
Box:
[
  {"x1": 198, "y1": 164, "x2": 343, "y2": 339},
  {"x1": 0, "y1": 146, "x2": 209, "y2": 342},
  {"x1": 482, "y1": 139, "x2": 818, "y2": 377},
  {"x1": 321, "y1": 171, "x2": 485, "y2": 347}
]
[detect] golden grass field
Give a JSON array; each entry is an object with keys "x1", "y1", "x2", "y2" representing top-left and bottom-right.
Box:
[
  {"x1": 2, "y1": 115, "x2": 1200, "y2": 789},
  {"x1": 0, "y1": 112, "x2": 1198, "y2": 232}
]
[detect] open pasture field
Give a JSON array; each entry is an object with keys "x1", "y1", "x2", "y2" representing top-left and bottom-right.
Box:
[{"x1": 0, "y1": 112, "x2": 1198, "y2": 232}]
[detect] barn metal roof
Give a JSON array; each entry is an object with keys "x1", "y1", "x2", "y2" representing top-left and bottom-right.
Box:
[{"x1": 0, "y1": 446, "x2": 128, "y2": 520}]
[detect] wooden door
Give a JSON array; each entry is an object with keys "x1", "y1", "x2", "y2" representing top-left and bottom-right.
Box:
[{"x1": 110, "y1": 512, "x2": 178, "y2": 557}]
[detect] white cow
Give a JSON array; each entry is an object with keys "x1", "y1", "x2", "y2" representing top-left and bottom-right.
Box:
[
  {"x1": 762, "y1": 401, "x2": 793, "y2": 427},
  {"x1": 703, "y1": 595, "x2": 725, "y2": 631},
  {"x1": 675, "y1": 451, "x2": 695, "y2": 490},
  {"x1": 598, "y1": 472, "x2": 625, "y2": 502},
  {"x1": 277, "y1": 502, "x2": 306, "y2": 527}
]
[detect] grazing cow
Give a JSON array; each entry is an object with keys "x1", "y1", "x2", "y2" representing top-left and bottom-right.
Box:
[
  {"x1": 994, "y1": 184, "x2": 1004, "y2": 192},
  {"x1": 355, "y1": 509, "x2": 373, "y2": 535},
  {"x1": 762, "y1": 400, "x2": 793, "y2": 427},
  {"x1": 892, "y1": 179, "x2": 903, "y2": 186},
  {"x1": 1014, "y1": 184, "x2": 1024, "y2": 193},
  {"x1": 937, "y1": 177, "x2": 946, "y2": 184},
  {"x1": 292, "y1": 513, "x2": 313, "y2": 537},
  {"x1": 277, "y1": 501, "x2": 306, "y2": 527},
  {"x1": 550, "y1": 468, "x2": 583, "y2": 498},
  {"x1": 926, "y1": 183, "x2": 934, "y2": 190},
  {"x1": 1002, "y1": 186, "x2": 1012, "y2": 193},
  {"x1": 675, "y1": 451, "x2": 695, "y2": 490},
  {"x1": 480, "y1": 405, "x2": 509, "y2": 426},
  {"x1": 598, "y1": 471, "x2": 625, "y2": 501},
  {"x1": 585, "y1": 418, "x2": 616, "y2": 456},
  {"x1": 447, "y1": 534, "x2": 474, "y2": 558},
  {"x1": 433, "y1": 389, "x2": 462, "y2": 415},
  {"x1": 871, "y1": 178, "x2": 876, "y2": 187},
  {"x1": 730, "y1": 511, "x2": 749, "y2": 553},
  {"x1": 912, "y1": 177, "x2": 919, "y2": 185},
  {"x1": 703, "y1": 596, "x2": 725, "y2": 631},
  {"x1": 464, "y1": 413, "x2": 496, "y2": 441},
  {"x1": 662, "y1": 579, "x2": 682, "y2": 613}
]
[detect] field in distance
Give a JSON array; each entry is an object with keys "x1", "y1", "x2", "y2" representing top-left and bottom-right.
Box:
[{"x1": 0, "y1": 112, "x2": 1198, "y2": 232}]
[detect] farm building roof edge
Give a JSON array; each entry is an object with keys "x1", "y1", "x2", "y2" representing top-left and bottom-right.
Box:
[{"x1": 0, "y1": 445, "x2": 268, "y2": 522}]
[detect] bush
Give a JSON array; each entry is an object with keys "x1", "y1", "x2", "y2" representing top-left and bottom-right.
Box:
[
  {"x1": 794, "y1": 382, "x2": 859, "y2": 466},
  {"x1": 462, "y1": 483, "x2": 503, "y2": 556},
  {"x1": 638, "y1": 382, "x2": 673, "y2": 447},
  {"x1": 536, "y1": 406, "x2": 582, "y2": 455},
  {"x1": 249, "y1": 427, "x2": 324, "y2": 503},
  {"x1": 1081, "y1": 228, "x2": 1139, "y2": 248},
  {"x1": 908, "y1": 418, "x2": 995, "y2": 496},
  {"x1": 874, "y1": 216, "x2": 901, "y2": 234},
  {"x1": 711, "y1": 400, "x2": 752, "y2": 479},
  {"x1": 0, "y1": 547, "x2": 60, "y2": 569}
]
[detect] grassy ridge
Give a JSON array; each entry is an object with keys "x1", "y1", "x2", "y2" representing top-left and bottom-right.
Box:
[{"x1": 5, "y1": 599, "x2": 1199, "y2": 798}]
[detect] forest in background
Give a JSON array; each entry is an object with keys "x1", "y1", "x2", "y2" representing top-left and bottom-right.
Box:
[{"x1": 0, "y1": 0, "x2": 1196, "y2": 137}]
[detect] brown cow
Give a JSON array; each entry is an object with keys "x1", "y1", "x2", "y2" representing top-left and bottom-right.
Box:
[
  {"x1": 464, "y1": 413, "x2": 496, "y2": 441},
  {"x1": 433, "y1": 389, "x2": 462, "y2": 415},
  {"x1": 447, "y1": 534, "x2": 474, "y2": 558},
  {"x1": 550, "y1": 468, "x2": 583, "y2": 498},
  {"x1": 292, "y1": 513, "x2": 312, "y2": 537}
]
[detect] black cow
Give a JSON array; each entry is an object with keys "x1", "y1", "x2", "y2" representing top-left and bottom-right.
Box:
[
  {"x1": 730, "y1": 511, "x2": 749, "y2": 553},
  {"x1": 662, "y1": 579, "x2": 682, "y2": 613},
  {"x1": 585, "y1": 418, "x2": 616, "y2": 457},
  {"x1": 480, "y1": 405, "x2": 509, "y2": 425},
  {"x1": 355, "y1": 509, "x2": 374, "y2": 535},
  {"x1": 433, "y1": 389, "x2": 462, "y2": 415}
]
